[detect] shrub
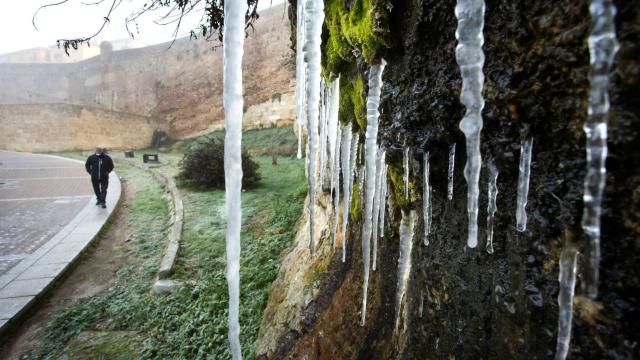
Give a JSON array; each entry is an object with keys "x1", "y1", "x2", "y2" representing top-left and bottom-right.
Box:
[{"x1": 177, "y1": 138, "x2": 261, "y2": 189}]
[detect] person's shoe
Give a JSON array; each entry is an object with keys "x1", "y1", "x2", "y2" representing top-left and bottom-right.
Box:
[
  {"x1": 101, "y1": 203, "x2": 107, "y2": 209},
  {"x1": 96, "y1": 201, "x2": 101, "y2": 205}
]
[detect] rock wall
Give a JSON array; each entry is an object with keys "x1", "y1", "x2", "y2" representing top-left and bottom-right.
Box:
[
  {"x1": 258, "y1": 0, "x2": 639, "y2": 359},
  {"x1": 0, "y1": 4, "x2": 295, "y2": 139},
  {"x1": 0, "y1": 104, "x2": 165, "y2": 152}
]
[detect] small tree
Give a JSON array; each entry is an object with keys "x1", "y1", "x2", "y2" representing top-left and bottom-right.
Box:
[{"x1": 178, "y1": 137, "x2": 261, "y2": 189}]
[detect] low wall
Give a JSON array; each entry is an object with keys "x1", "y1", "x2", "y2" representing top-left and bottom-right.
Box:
[{"x1": 0, "y1": 104, "x2": 165, "y2": 152}]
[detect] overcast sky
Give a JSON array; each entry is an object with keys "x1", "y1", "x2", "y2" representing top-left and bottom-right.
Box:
[{"x1": 0, "y1": 0, "x2": 285, "y2": 55}]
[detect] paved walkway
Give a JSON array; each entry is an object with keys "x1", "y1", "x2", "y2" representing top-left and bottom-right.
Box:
[{"x1": 0, "y1": 151, "x2": 120, "y2": 334}]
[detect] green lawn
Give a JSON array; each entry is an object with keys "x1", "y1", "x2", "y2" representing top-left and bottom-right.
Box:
[{"x1": 27, "y1": 129, "x2": 306, "y2": 359}]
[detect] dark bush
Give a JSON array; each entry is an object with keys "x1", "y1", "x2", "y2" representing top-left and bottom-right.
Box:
[{"x1": 177, "y1": 137, "x2": 261, "y2": 189}]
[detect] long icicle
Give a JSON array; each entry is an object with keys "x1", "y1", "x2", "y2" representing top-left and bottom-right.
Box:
[
  {"x1": 340, "y1": 126, "x2": 353, "y2": 262},
  {"x1": 454, "y1": 0, "x2": 486, "y2": 248},
  {"x1": 319, "y1": 80, "x2": 328, "y2": 187},
  {"x1": 332, "y1": 125, "x2": 342, "y2": 248},
  {"x1": 361, "y1": 61, "x2": 386, "y2": 326},
  {"x1": 403, "y1": 146, "x2": 410, "y2": 199},
  {"x1": 515, "y1": 138, "x2": 533, "y2": 232},
  {"x1": 423, "y1": 151, "x2": 432, "y2": 245},
  {"x1": 302, "y1": 0, "x2": 324, "y2": 256},
  {"x1": 486, "y1": 159, "x2": 498, "y2": 254},
  {"x1": 555, "y1": 244, "x2": 579, "y2": 360},
  {"x1": 372, "y1": 149, "x2": 385, "y2": 267},
  {"x1": 295, "y1": 0, "x2": 306, "y2": 160},
  {"x1": 222, "y1": 0, "x2": 248, "y2": 358},
  {"x1": 447, "y1": 143, "x2": 456, "y2": 201},
  {"x1": 581, "y1": 0, "x2": 619, "y2": 299},
  {"x1": 395, "y1": 210, "x2": 416, "y2": 333},
  {"x1": 374, "y1": 163, "x2": 388, "y2": 271}
]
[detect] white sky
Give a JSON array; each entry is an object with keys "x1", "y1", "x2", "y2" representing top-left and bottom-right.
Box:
[{"x1": 0, "y1": 0, "x2": 285, "y2": 55}]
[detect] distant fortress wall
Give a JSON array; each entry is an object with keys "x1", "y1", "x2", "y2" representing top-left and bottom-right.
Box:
[
  {"x1": 0, "y1": 103, "x2": 166, "y2": 152},
  {"x1": 0, "y1": 4, "x2": 295, "y2": 150}
]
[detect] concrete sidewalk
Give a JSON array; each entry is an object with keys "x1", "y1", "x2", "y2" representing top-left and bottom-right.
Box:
[{"x1": 0, "y1": 151, "x2": 121, "y2": 335}]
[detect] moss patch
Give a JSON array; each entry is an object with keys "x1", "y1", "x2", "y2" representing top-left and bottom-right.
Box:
[
  {"x1": 63, "y1": 331, "x2": 144, "y2": 360},
  {"x1": 322, "y1": 0, "x2": 391, "y2": 73}
]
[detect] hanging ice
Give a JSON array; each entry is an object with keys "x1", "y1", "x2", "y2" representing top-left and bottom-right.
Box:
[
  {"x1": 332, "y1": 126, "x2": 342, "y2": 248},
  {"x1": 447, "y1": 143, "x2": 456, "y2": 201},
  {"x1": 374, "y1": 163, "x2": 388, "y2": 271},
  {"x1": 319, "y1": 80, "x2": 329, "y2": 187},
  {"x1": 295, "y1": 0, "x2": 306, "y2": 160},
  {"x1": 423, "y1": 151, "x2": 432, "y2": 245},
  {"x1": 302, "y1": 0, "x2": 324, "y2": 256},
  {"x1": 361, "y1": 61, "x2": 386, "y2": 326},
  {"x1": 222, "y1": 0, "x2": 247, "y2": 358},
  {"x1": 395, "y1": 210, "x2": 416, "y2": 333},
  {"x1": 328, "y1": 77, "x2": 341, "y2": 198},
  {"x1": 454, "y1": 0, "x2": 486, "y2": 248},
  {"x1": 486, "y1": 159, "x2": 498, "y2": 254},
  {"x1": 372, "y1": 149, "x2": 385, "y2": 268},
  {"x1": 516, "y1": 138, "x2": 533, "y2": 232},
  {"x1": 350, "y1": 133, "x2": 360, "y2": 197},
  {"x1": 340, "y1": 126, "x2": 353, "y2": 262},
  {"x1": 379, "y1": 164, "x2": 389, "y2": 235},
  {"x1": 403, "y1": 146, "x2": 410, "y2": 199},
  {"x1": 555, "y1": 244, "x2": 579, "y2": 360},
  {"x1": 582, "y1": 0, "x2": 619, "y2": 299}
]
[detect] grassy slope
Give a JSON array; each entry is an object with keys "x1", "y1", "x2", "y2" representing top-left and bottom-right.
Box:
[{"x1": 27, "y1": 127, "x2": 306, "y2": 359}]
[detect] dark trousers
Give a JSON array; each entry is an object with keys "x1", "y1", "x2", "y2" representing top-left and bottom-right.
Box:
[{"x1": 91, "y1": 177, "x2": 109, "y2": 203}]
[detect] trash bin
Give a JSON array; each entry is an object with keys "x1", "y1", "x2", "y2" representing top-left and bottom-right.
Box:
[{"x1": 143, "y1": 154, "x2": 159, "y2": 163}]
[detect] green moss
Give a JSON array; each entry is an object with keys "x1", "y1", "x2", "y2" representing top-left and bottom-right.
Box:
[
  {"x1": 350, "y1": 182, "x2": 362, "y2": 222},
  {"x1": 323, "y1": 0, "x2": 390, "y2": 74},
  {"x1": 338, "y1": 75, "x2": 357, "y2": 125},
  {"x1": 351, "y1": 74, "x2": 367, "y2": 131},
  {"x1": 387, "y1": 163, "x2": 410, "y2": 210}
]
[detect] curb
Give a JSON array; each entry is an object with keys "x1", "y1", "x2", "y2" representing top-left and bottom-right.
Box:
[{"x1": 126, "y1": 160, "x2": 183, "y2": 285}]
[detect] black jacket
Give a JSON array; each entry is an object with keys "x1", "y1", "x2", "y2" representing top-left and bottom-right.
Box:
[{"x1": 85, "y1": 153, "x2": 114, "y2": 180}]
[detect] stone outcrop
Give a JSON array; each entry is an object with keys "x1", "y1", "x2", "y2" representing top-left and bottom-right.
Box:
[{"x1": 257, "y1": 0, "x2": 639, "y2": 359}]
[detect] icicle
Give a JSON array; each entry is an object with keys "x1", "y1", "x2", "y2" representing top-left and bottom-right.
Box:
[
  {"x1": 319, "y1": 80, "x2": 329, "y2": 187},
  {"x1": 361, "y1": 61, "x2": 386, "y2": 326},
  {"x1": 403, "y1": 146, "x2": 410, "y2": 199},
  {"x1": 555, "y1": 244, "x2": 579, "y2": 360},
  {"x1": 358, "y1": 165, "x2": 366, "y2": 213},
  {"x1": 454, "y1": 0, "x2": 486, "y2": 249},
  {"x1": 350, "y1": 133, "x2": 360, "y2": 198},
  {"x1": 516, "y1": 138, "x2": 533, "y2": 232},
  {"x1": 379, "y1": 164, "x2": 389, "y2": 236},
  {"x1": 295, "y1": 0, "x2": 306, "y2": 160},
  {"x1": 374, "y1": 163, "x2": 388, "y2": 272},
  {"x1": 395, "y1": 210, "x2": 416, "y2": 333},
  {"x1": 340, "y1": 126, "x2": 353, "y2": 262},
  {"x1": 222, "y1": 0, "x2": 247, "y2": 358},
  {"x1": 332, "y1": 125, "x2": 342, "y2": 248},
  {"x1": 581, "y1": 0, "x2": 619, "y2": 299},
  {"x1": 423, "y1": 151, "x2": 432, "y2": 245},
  {"x1": 328, "y1": 77, "x2": 341, "y2": 198},
  {"x1": 447, "y1": 143, "x2": 456, "y2": 201},
  {"x1": 486, "y1": 159, "x2": 498, "y2": 254},
  {"x1": 302, "y1": 0, "x2": 324, "y2": 256},
  {"x1": 372, "y1": 149, "x2": 385, "y2": 268}
]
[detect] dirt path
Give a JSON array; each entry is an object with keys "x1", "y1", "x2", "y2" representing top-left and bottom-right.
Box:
[{"x1": 0, "y1": 181, "x2": 134, "y2": 359}]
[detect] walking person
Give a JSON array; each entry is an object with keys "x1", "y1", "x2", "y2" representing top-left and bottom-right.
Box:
[{"x1": 85, "y1": 147, "x2": 114, "y2": 208}]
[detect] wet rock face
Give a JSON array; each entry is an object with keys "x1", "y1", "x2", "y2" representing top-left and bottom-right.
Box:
[
  {"x1": 261, "y1": 0, "x2": 638, "y2": 358},
  {"x1": 378, "y1": 0, "x2": 639, "y2": 358}
]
